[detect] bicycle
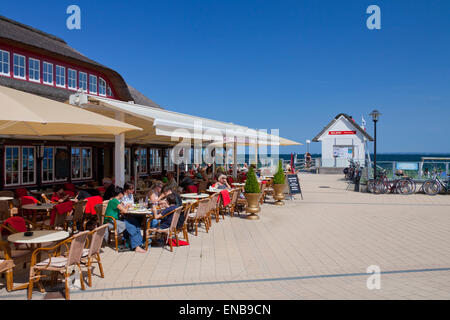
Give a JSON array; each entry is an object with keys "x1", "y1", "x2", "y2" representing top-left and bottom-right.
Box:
[
  {"x1": 372, "y1": 169, "x2": 416, "y2": 195},
  {"x1": 422, "y1": 171, "x2": 450, "y2": 196}
]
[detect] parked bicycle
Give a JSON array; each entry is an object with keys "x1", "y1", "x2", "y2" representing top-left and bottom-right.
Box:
[
  {"x1": 344, "y1": 159, "x2": 359, "y2": 181},
  {"x1": 422, "y1": 170, "x2": 450, "y2": 195},
  {"x1": 370, "y1": 169, "x2": 416, "y2": 195}
]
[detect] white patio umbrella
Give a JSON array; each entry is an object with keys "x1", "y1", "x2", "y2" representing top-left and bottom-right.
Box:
[{"x1": 0, "y1": 85, "x2": 141, "y2": 136}]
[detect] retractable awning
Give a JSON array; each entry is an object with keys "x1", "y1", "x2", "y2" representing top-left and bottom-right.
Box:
[{"x1": 77, "y1": 94, "x2": 301, "y2": 146}]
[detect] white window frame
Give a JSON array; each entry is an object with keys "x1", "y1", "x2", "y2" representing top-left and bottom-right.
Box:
[
  {"x1": 41, "y1": 146, "x2": 55, "y2": 183},
  {"x1": 79, "y1": 72, "x2": 87, "y2": 92},
  {"x1": 4, "y1": 145, "x2": 20, "y2": 187},
  {"x1": 107, "y1": 86, "x2": 113, "y2": 97},
  {"x1": 71, "y1": 147, "x2": 92, "y2": 180},
  {"x1": 0, "y1": 50, "x2": 10, "y2": 76},
  {"x1": 99, "y1": 77, "x2": 106, "y2": 96},
  {"x1": 89, "y1": 74, "x2": 97, "y2": 94},
  {"x1": 28, "y1": 58, "x2": 40, "y2": 83},
  {"x1": 13, "y1": 53, "x2": 26, "y2": 79},
  {"x1": 43, "y1": 62, "x2": 54, "y2": 85},
  {"x1": 21, "y1": 146, "x2": 36, "y2": 186},
  {"x1": 68, "y1": 68, "x2": 77, "y2": 90},
  {"x1": 55, "y1": 65, "x2": 66, "y2": 88},
  {"x1": 138, "y1": 148, "x2": 147, "y2": 174},
  {"x1": 150, "y1": 148, "x2": 162, "y2": 173},
  {"x1": 165, "y1": 148, "x2": 174, "y2": 171}
]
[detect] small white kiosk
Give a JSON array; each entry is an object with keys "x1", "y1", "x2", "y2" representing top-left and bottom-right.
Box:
[{"x1": 312, "y1": 114, "x2": 374, "y2": 168}]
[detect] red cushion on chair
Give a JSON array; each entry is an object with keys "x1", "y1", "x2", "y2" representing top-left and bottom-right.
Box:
[
  {"x1": 85, "y1": 196, "x2": 103, "y2": 215},
  {"x1": 220, "y1": 190, "x2": 231, "y2": 206},
  {"x1": 15, "y1": 188, "x2": 29, "y2": 198},
  {"x1": 187, "y1": 185, "x2": 198, "y2": 193},
  {"x1": 50, "y1": 201, "x2": 73, "y2": 226},
  {"x1": 21, "y1": 196, "x2": 38, "y2": 205},
  {"x1": 64, "y1": 183, "x2": 76, "y2": 192},
  {"x1": 1, "y1": 216, "x2": 27, "y2": 235}
]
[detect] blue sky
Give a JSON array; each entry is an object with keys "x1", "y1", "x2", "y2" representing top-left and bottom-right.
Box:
[{"x1": 2, "y1": 0, "x2": 449, "y2": 154}]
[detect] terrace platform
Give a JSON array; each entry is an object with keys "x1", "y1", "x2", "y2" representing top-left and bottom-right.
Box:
[{"x1": 1, "y1": 173, "x2": 449, "y2": 300}]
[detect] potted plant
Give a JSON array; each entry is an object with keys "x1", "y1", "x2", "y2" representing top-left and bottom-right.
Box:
[
  {"x1": 272, "y1": 159, "x2": 286, "y2": 206},
  {"x1": 244, "y1": 166, "x2": 262, "y2": 220}
]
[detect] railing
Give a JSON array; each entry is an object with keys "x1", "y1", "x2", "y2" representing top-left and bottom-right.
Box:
[{"x1": 368, "y1": 160, "x2": 450, "y2": 181}]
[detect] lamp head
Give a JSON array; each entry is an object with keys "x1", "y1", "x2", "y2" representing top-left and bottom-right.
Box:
[{"x1": 370, "y1": 110, "x2": 381, "y2": 122}]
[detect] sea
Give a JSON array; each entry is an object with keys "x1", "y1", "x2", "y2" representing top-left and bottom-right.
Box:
[{"x1": 279, "y1": 153, "x2": 450, "y2": 162}]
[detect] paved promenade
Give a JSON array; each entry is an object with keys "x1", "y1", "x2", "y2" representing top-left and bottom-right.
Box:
[{"x1": 2, "y1": 173, "x2": 450, "y2": 300}]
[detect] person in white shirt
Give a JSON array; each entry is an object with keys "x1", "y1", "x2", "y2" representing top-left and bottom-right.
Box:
[{"x1": 121, "y1": 182, "x2": 135, "y2": 207}]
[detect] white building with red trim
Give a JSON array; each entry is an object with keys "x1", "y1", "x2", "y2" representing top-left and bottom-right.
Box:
[{"x1": 312, "y1": 114, "x2": 374, "y2": 168}]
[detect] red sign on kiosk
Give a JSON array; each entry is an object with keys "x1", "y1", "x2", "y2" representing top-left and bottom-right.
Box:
[{"x1": 328, "y1": 131, "x2": 356, "y2": 135}]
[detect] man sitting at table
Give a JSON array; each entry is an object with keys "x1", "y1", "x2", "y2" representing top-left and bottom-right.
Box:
[
  {"x1": 150, "y1": 193, "x2": 178, "y2": 232},
  {"x1": 179, "y1": 172, "x2": 195, "y2": 191},
  {"x1": 104, "y1": 186, "x2": 147, "y2": 253},
  {"x1": 166, "y1": 172, "x2": 178, "y2": 190}
]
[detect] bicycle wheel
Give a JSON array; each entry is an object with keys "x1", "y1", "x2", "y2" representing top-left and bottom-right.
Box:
[
  {"x1": 423, "y1": 180, "x2": 441, "y2": 196},
  {"x1": 397, "y1": 179, "x2": 415, "y2": 195},
  {"x1": 375, "y1": 179, "x2": 389, "y2": 194}
]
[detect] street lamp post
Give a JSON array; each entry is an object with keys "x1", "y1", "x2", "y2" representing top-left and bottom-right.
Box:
[
  {"x1": 306, "y1": 140, "x2": 311, "y2": 154},
  {"x1": 369, "y1": 110, "x2": 381, "y2": 179}
]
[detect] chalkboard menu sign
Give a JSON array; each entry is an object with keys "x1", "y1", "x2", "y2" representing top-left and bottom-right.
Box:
[{"x1": 285, "y1": 174, "x2": 303, "y2": 199}]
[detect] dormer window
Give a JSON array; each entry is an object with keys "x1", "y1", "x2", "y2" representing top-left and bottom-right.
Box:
[
  {"x1": 79, "y1": 72, "x2": 87, "y2": 92},
  {"x1": 89, "y1": 74, "x2": 97, "y2": 94},
  {"x1": 0, "y1": 50, "x2": 10, "y2": 76},
  {"x1": 28, "y1": 58, "x2": 40, "y2": 82},
  {"x1": 107, "y1": 85, "x2": 113, "y2": 97},
  {"x1": 68, "y1": 68, "x2": 77, "y2": 90},
  {"x1": 56, "y1": 65, "x2": 65, "y2": 87},
  {"x1": 43, "y1": 62, "x2": 53, "y2": 84},
  {"x1": 99, "y1": 77, "x2": 106, "y2": 96},
  {"x1": 13, "y1": 54, "x2": 25, "y2": 79}
]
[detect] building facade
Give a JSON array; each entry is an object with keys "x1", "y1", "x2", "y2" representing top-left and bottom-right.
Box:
[
  {"x1": 312, "y1": 114, "x2": 374, "y2": 168},
  {"x1": 0, "y1": 16, "x2": 174, "y2": 190}
]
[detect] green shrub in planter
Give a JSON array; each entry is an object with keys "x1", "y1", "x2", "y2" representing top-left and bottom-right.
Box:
[
  {"x1": 273, "y1": 160, "x2": 285, "y2": 185},
  {"x1": 244, "y1": 166, "x2": 261, "y2": 194}
]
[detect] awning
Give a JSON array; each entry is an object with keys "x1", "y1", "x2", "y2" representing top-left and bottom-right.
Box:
[
  {"x1": 78, "y1": 95, "x2": 301, "y2": 146},
  {"x1": 0, "y1": 85, "x2": 142, "y2": 136}
]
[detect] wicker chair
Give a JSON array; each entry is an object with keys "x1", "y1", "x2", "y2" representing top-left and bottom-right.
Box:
[
  {"x1": 27, "y1": 230, "x2": 90, "y2": 300},
  {"x1": 176, "y1": 203, "x2": 194, "y2": 244},
  {"x1": 80, "y1": 224, "x2": 108, "y2": 287},
  {"x1": 0, "y1": 257, "x2": 15, "y2": 291},
  {"x1": 0, "y1": 240, "x2": 30, "y2": 292},
  {"x1": 94, "y1": 201, "x2": 125, "y2": 252},
  {"x1": 207, "y1": 193, "x2": 220, "y2": 224},
  {"x1": 187, "y1": 198, "x2": 210, "y2": 236},
  {"x1": 145, "y1": 206, "x2": 182, "y2": 252},
  {"x1": 65, "y1": 200, "x2": 87, "y2": 233}
]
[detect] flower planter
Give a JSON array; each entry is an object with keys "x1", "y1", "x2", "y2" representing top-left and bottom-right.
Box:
[
  {"x1": 272, "y1": 184, "x2": 286, "y2": 206},
  {"x1": 244, "y1": 192, "x2": 262, "y2": 220}
]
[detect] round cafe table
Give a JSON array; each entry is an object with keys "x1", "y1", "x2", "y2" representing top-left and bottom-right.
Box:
[
  {"x1": 22, "y1": 203, "x2": 55, "y2": 224},
  {"x1": 7, "y1": 230, "x2": 70, "y2": 291},
  {"x1": 180, "y1": 193, "x2": 210, "y2": 199},
  {"x1": 0, "y1": 196, "x2": 14, "y2": 201}
]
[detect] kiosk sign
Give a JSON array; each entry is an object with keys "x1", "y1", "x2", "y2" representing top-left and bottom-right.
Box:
[{"x1": 329, "y1": 131, "x2": 356, "y2": 135}]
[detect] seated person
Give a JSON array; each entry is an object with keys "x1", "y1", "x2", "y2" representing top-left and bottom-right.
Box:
[
  {"x1": 102, "y1": 178, "x2": 116, "y2": 201},
  {"x1": 147, "y1": 181, "x2": 163, "y2": 204},
  {"x1": 150, "y1": 194, "x2": 179, "y2": 230},
  {"x1": 166, "y1": 172, "x2": 178, "y2": 190},
  {"x1": 104, "y1": 187, "x2": 146, "y2": 253},
  {"x1": 51, "y1": 185, "x2": 70, "y2": 203},
  {"x1": 179, "y1": 172, "x2": 195, "y2": 191},
  {"x1": 212, "y1": 174, "x2": 231, "y2": 190},
  {"x1": 121, "y1": 182, "x2": 135, "y2": 206},
  {"x1": 159, "y1": 184, "x2": 183, "y2": 208}
]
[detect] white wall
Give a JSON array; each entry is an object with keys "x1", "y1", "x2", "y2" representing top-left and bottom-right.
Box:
[{"x1": 317, "y1": 116, "x2": 367, "y2": 168}]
